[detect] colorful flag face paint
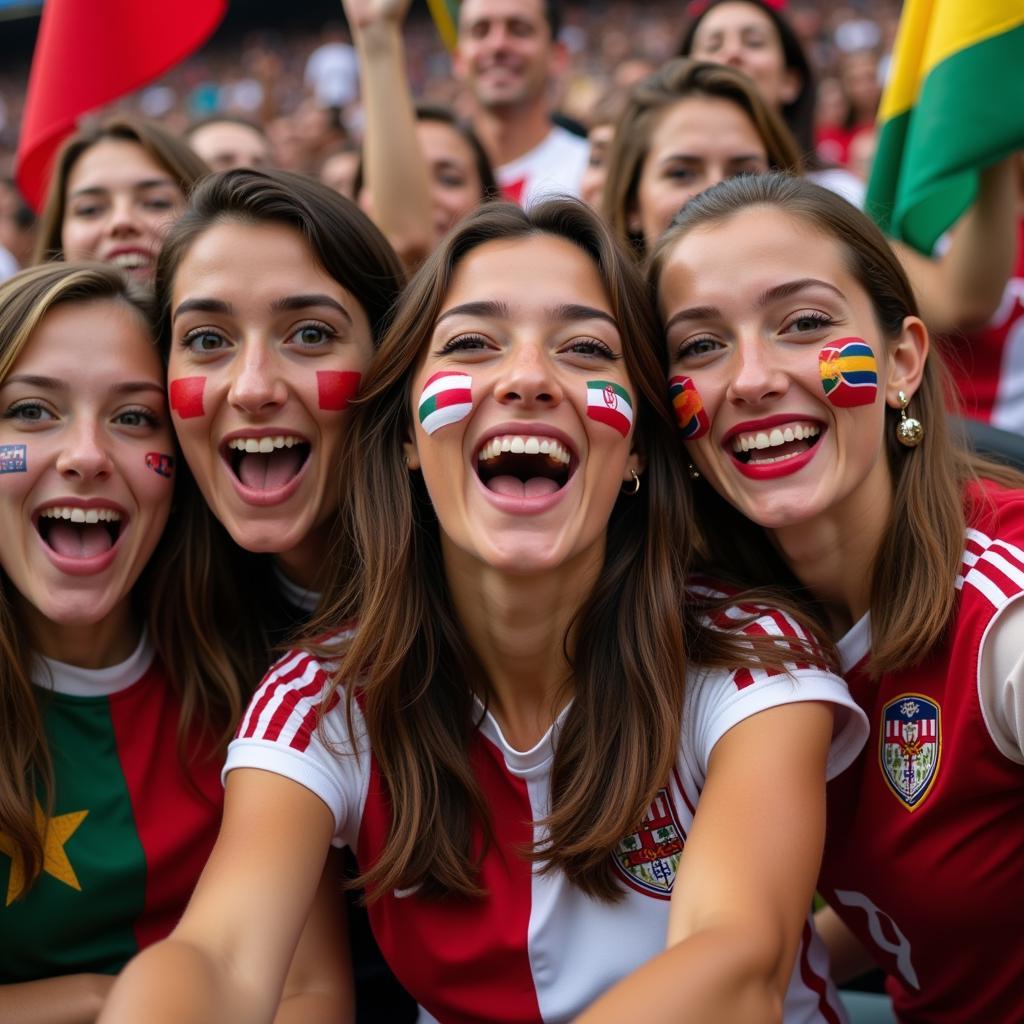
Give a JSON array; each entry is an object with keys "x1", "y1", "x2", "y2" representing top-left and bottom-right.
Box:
[
  {"x1": 418, "y1": 371, "x2": 473, "y2": 435},
  {"x1": 169, "y1": 377, "x2": 206, "y2": 419},
  {"x1": 0, "y1": 444, "x2": 27, "y2": 473},
  {"x1": 668, "y1": 376, "x2": 710, "y2": 440},
  {"x1": 819, "y1": 339, "x2": 878, "y2": 408},
  {"x1": 586, "y1": 380, "x2": 633, "y2": 438},
  {"x1": 144, "y1": 453, "x2": 175, "y2": 478},
  {"x1": 317, "y1": 370, "x2": 361, "y2": 411}
]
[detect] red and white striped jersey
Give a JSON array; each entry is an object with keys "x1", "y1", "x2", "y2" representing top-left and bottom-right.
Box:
[
  {"x1": 227, "y1": 604, "x2": 866, "y2": 1024},
  {"x1": 819, "y1": 481, "x2": 1024, "y2": 1023}
]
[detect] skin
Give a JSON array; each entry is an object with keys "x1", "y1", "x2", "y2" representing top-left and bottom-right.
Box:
[
  {"x1": 0, "y1": 298, "x2": 172, "y2": 667},
  {"x1": 417, "y1": 120, "x2": 487, "y2": 236},
  {"x1": 167, "y1": 219, "x2": 374, "y2": 587},
  {"x1": 657, "y1": 206, "x2": 927, "y2": 630},
  {"x1": 187, "y1": 122, "x2": 272, "y2": 173},
  {"x1": 630, "y1": 96, "x2": 769, "y2": 251},
  {"x1": 687, "y1": 1, "x2": 800, "y2": 111},
  {"x1": 319, "y1": 151, "x2": 359, "y2": 199},
  {"x1": 60, "y1": 141, "x2": 185, "y2": 283},
  {"x1": 580, "y1": 123, "x2": 614, "y2": 211}
]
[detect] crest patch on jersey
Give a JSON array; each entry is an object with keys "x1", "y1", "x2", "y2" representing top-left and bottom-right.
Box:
[
  {"x1": 880, "y1": 694, "x2": 941, "y2": 811},
  {"x1": 612, "y1": 787, "x2": 684, "y2": 899}
]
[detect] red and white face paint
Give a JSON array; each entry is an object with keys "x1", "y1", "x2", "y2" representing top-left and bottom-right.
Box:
[{"x1": 417, "y1": 371, "x2": 473, "y2": 435}]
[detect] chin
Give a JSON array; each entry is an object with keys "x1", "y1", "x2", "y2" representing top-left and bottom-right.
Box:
[{"x1": 227, "y1": 521, "x2": 309, "y2": 554}]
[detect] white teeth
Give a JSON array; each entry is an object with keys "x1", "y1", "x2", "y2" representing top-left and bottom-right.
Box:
[
  {"x1": 783, "y1": 428, "x2": 795, "y2": 443},
  {"x1": 38, "y1": 506, "x2": 121, "y2": 522},
  {"x1": 732, "y1": 422, "x2": 821, "y2": 454},
  {"x1": 769, "y1": 429, "x2": 784, "y2": 446},
  {"x1": 227, "y1": 435, "x2": 304, "y2": 453},
  {"x1": 755, "y1": 432, "x2": 770, "y2": 450},
  {"x1": 478, "y1": 435, "x2": 571, "y2": 465},
  {"x1": 110, "y1": 253, "x2": 147, "y2": 269}
]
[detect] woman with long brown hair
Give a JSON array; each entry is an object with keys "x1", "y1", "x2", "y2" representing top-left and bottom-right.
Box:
[
  {"x1": 650, "y1": 172, "x2": 1024, "y2": 1022},
  {"x1": 102, "y1": 199, "x2": 865, "y2": 1023}
]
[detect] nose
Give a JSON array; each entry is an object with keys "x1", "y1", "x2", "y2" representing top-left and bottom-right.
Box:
[
  {"x1": 56, "y1": 417, "x2": 114, "y2": 481},
  {"x1": 106, "y1": 194, "x2": 141, "y2": 238},
  {"x1": 493, "y1": 340, "x2": 562, "y2": 410},
  {"x1": 227, "y1": 342, "x2": 288, "y2": 415},
  {"x1": 727, "y1": 335, "x2": 789, "y2": 406}
]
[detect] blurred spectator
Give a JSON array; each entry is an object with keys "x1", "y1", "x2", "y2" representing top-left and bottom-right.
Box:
[
  {"x1": 0, "y1": 176, "x2": 36, "y2": 268},
  {"x1": 319, "y1": 145, "x2": 360, "y2": 200},
  {"x1": 305, "y1": 22, "x2": 360, "y2": 109},
  {"x1": 187, "y1": 116, "x2": 273, "y2": 171}
]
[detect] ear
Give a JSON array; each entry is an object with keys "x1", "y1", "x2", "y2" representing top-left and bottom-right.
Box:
[
  {"x1": 624, "y1": 434, "x2": 646, "y2": 482},
  {"x1": 884, "y1": 316, "x2": 929, "y2": 407},
  {"x1": 402, "y1": 426, "x2": 421, "y2": 471},
  {"x1": 779, "y1": 68, "x2": 802, "y2": 106},
  {"x1": 627, "y1": 202, "x2": 642, "y2": 237}
]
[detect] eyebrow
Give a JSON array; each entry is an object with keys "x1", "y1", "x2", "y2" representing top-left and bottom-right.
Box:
[
  {"x1": 435, "y1": 300, "x2": 619, "y2": 329},
  {"x1": 172, "y1": 294, "x2": 353, "y2": 325},
  {"x1": 664, "y1": 278, "x2": 846, "y2": 330},
  {"x1": 69, "y1": 178, "x2": 176, "y2": 199},
  {"x1": 2, "y1": 374, "x2": 165, "y2": 396}
]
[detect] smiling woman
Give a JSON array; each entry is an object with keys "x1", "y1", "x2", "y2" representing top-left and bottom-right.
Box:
[
  {"x1": 101, "y1": 200, "x2": 867, "y2": 1024},
  {"x1": 0, "y1": 263, "x2": 244, "y2": 1024}
]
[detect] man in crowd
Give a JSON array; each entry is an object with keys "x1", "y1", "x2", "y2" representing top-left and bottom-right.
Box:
[{"x1": 454, "y1": 0, "x2": 588, "y2": 206}]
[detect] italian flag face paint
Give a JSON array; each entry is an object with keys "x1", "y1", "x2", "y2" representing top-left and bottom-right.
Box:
[
  {"x1": 418, "y1": 371, "x2": 473, "y2": 435},
  {"x1": 586, "y1": 380, "x2": 633, "y2": 438}
]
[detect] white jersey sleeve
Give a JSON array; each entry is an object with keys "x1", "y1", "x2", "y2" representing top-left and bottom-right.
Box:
[
  {"x1": 224, "y1": 649, "x2": 371, "y2": 848},
  {"x1": 683, "y1": 604, "x2": 868, "y2": 782},
  {"x1": 979, "y1": 594, "x2": 1024, "y2": 763}
]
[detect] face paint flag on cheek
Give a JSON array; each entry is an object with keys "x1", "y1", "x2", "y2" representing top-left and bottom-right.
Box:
[
  {"x1": 819, "y1": 338, "x2": 878, "y2": 408},
  {"x1": 169, "y1": 377, "x2": 206, "y2": 419},
  {"x1": 145, "y1": 453, "x2": 175, "y2": 478},
  {"x1": 418, "y1": 371, "x2": 473, "y2": 435},
  {"x1": 586, "y1": 380, "x2": 633, "y2": 438},
  {"x1": 0, "y1": 444, "x2": 27, "y2": 473},
  {"x1": 668, "y1": 376, "x2": 710, "y2": 440},
  {"x1": 317, "y1": 370, "x2": 361, "y2": 411}
]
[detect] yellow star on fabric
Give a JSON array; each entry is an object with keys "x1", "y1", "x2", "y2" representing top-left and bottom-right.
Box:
[{"x1": 0, "y1": 800, "x2": 88, "y2": 905}]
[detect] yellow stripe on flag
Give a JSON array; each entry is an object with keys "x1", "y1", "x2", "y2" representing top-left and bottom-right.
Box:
[
  {"x1": 880, "y1": 0, "x2": 1024, "y2": 121},
  {"x1": 834, "y1": 357, "x2": 877, "y2": 374},
  {"x1": 427, "y1": 0, "x2": 458, "y2": 51}
]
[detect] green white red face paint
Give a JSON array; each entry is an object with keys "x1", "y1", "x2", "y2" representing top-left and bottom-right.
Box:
[
  {"x1": 818, "y1": 338, "x2": 878, "y2": 408},
  {"x1": 668, "y1": 376, "x2": 709, "y2": 439},
  {"x1": 0, "y1": 444, "x2": 26, "y2": 473},
  {"x1": 585, "y1": 380, "x2": 633, "y2": 437},
  {"x1": 144, "y1": 453, "x2": 175, "y2": 478},
  {"x1": 169, "y1": 377, "x2": 206, "y2": 419},
  {"x1": 317, "y1": 370, "x2": 361, "y2": 411},
  {"x1": 418, "y1": 371, "x2": 473, "y2": 434}
]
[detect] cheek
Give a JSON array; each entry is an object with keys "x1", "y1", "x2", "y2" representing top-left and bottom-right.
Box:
[
  {"x1": 169, "y1": 376, "x2": 207, "y2": 419},
  {"x1": 585, "y1": 380, "x2": 634, "y2": 439},
  {"x1": 0, "y1": 443, "x2": 29, "y2": 475},
  {"x1": 668, "y1": 376, "x2": 710, "y2": 439},
  {"x1": 144, "y1": 452, "x2": 176, "y2": 479},
  {"x1": 819, "y1": 337, "x2": 878, "y2": 408},
  {"x1": 417, "y1": 371, "x2": 474, "y2": 436},
  {"x1": 316, "y1": 370, "x2": 361, "y2": 411}
]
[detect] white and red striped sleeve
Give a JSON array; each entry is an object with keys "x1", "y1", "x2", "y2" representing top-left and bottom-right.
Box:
[
  {"x1": 683, "y1": 602, "x2": 868, "y2": 782},
  {"x1": 223, "y1": 648, "x2": 370, "y2": 847}
]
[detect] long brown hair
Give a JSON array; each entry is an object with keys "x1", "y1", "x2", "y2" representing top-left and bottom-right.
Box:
[
  {"x1": 0, "y1": 262, "x2": 239, "y2": 896},
  {"x1": 602, "y1": 58, "x2": 803, "y2": 260},
  {"x1": 306, "y1": 199, "x2": 819, "y2": 903},
  {"x1": 649, "y1": 173, "x2": 1024, "y2": 672},
  {"x1": 34, "y1": 115, "x2": 210, "y2": 264},
  {"x1": 148, "y1": 170, "x2": 407, "y2": 703}
]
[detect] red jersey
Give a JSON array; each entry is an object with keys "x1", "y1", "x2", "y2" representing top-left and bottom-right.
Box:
[{"x1": 819, "y1": 482, "x2": 1024, "y2": 1022}]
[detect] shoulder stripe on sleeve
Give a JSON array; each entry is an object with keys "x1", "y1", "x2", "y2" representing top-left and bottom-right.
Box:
[
  {"x1": 957, "y1": 529, "x2": 1024, "y2": 609},
  {"x1": 241, "y1": 653, "x2": 323, "y2": 742},
  {"x1": 238, "y1": 650, "x2": 313, "y2": 739},
  {"x1": 797, "y1": 920, "x2": 845, "y2": 1024},
  {"x1": 290, "y1": 689, "x2": 342, "y2": 753}
]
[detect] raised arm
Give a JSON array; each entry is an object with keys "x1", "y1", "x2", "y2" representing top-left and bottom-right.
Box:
[
  {"x1": 896, "y1": 156, "x2": 1020, "y2": 334},
  {"x1": 99, "y1": 769, "x2": 337, "y2": 1024},
  {"x1": 343, "y1": 0, "x2": 434, "y2": 270},
  {"x1": 577, "y1": 700, "x2": 834, "y2": 1024}
]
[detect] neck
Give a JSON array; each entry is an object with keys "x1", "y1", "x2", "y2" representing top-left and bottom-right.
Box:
[
  {"x1": 22, "y1": 598, "x2": 140, "y2": 669},
  {"x1": 274, "y1": 521, "x2": 330, "y2": 591},
  {"x1": 472, "y1": 102, "x2": 553, "y2": 168},
  {"x1": 770, "y1": 465, "x2": 892, "y2": 636},
  {"x1": 442, "y1": 537, "x2": 604, "y2": 751}
]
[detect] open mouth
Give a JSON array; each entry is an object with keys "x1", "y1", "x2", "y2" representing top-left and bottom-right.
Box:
[
  {"x1": 476, "y1": 434, "x2": 575, "y2": 498},
  {"x1": 224, "y1": 434, "x2": 311, "y2": 491},
  {"x1": 730, "y1": 422, "x2": 823, "y2": 466},
  {"x1": 35, "y1": 506, "x2": 123, "y2": 559}
]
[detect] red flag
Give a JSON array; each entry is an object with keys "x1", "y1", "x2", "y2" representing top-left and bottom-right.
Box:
[{"x1": 15, "y1": 0, "x2": 226, "y2": 212}]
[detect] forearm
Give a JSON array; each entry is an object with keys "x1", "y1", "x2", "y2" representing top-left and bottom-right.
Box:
[
  {"x1": 273, "y1": 992, "x2": 353, "y2": 1024},
  {"x1": 814, "y1": 904, "x2": 877, "y2": 985},
  {"x1": 577, "y1": 928, "x2": 784, "y2": 1024},
  {"x1": 98, "y1": 939, "x2": 272, "y2": 1024},
  {"x1": 352, "y1": 18, "x2": 433, "y2": 267},
  {"x1": 0, "y1": 975, "x2": 113, "y2": 1024}
]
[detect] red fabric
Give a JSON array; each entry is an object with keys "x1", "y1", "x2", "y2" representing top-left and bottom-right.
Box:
[{"x1": 15, "y1": 0, "x2": 225, "y2": 211}]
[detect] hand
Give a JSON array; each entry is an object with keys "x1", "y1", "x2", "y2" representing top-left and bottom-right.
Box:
[{"x1": 340, "y1": 0, "x2": 411, "y2": 31}]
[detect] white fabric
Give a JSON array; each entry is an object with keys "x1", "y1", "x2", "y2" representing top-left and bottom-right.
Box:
[
  {"x1": 31, "y1": 630, "x2": 154, "y2": 697},
  {"x1": 978, "y1": 593, "x2": 1024, "y2": 763},
  {"x1": 807, "y1": 167, "x2": 866, "y2": 210},
  {"x1": 304, "y1": 42, "x2": 359, "y2": 109},
  {"x1": 496, "y1": 125, "x2": 589, "y2": 208}
]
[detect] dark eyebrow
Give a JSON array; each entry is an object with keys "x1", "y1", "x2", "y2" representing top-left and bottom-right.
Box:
[
  {"x1": 172, "y1": 297, "x2": 233, "y2": 323},
  {"x1": 435, "y1": 301, "x2": 618, "y2": 329},
  {"x1": 664, "y1": 305, "x2": 722, "y2": 331},
  {"x1": 435, "y1": 300, "x2": 512, "y2": 325},
  {"x1": 2, "y1": 375, "x2": 163, "y2": 396},
  {"x1": 664, "y1": 280, "x2": 846, "y2": 332},
  {"x1": 549, "y1": 303, "x2": 619, "y2": 329},
  {"x1": 270, "y1": 294, "x2": 353, "y2": 325},
  {"x1": 69, "y1": 178, "x2": 175, "y2": 199}
]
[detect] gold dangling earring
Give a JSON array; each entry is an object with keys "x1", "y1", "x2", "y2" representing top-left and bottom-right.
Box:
[
  {"x1": 622, "y1": 469, "x2": 641, "y2": 495},
  {"x1": 688, "y1": 463, "x2": 701, "y2": 480},
  {"x1": 896, "y1": 389, "x2": 924, "y2": 448}
]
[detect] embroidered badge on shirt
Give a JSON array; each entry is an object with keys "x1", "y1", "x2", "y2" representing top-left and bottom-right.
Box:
[
  {"x1": 880, "y1": 694, "x2": 941, "y2": 811},
  {"x1": 612, "y1": 787, "x2": 684, "y2": 899}
]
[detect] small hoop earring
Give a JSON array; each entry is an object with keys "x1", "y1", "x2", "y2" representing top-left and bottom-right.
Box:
[
  {"x1": 687, "y1": 463, "x2": 701, "y2": 480},
  {"x1": 622, "y1": 468, "x2": 641, "y2": 495},
  {"x1": 896, "y1": 389, "x2": 924, "y2": 448}
]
